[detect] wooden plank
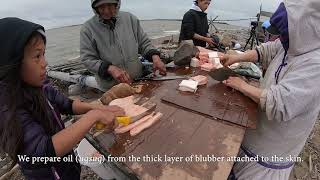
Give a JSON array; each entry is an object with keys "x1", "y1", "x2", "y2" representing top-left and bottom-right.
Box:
[
  {"x1": 177, "y1": 118, "x2": 245, "y2": 180},
  {"x1": 161, "y1": 76, "x2": 257, "y2": 129},
  {"x1": 104, "y1": 106, "x2": 245, "y2": 179},
  {"x1": 88, "y1": 67, "x2": 256, "y2": 179}
]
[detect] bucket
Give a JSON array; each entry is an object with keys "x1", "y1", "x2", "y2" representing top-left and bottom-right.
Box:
[{"x1": 77, "y1": 139, "x2": 116, "y2": 180}]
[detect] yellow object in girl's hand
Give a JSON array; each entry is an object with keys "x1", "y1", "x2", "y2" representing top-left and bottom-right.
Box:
[
  {"x1": 116, "y1": 116, "x2": 131, "y2": 126},
  {"x1": 95, "y1": 121, "x2": 106, "y2": 130},
  {"x1": 95, "y1": 116, "x2": 131, "y2": 130}
]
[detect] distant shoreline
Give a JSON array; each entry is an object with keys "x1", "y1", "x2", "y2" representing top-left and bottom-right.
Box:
[{"x1": 46, "y1": 18, "x2": 234, "y2": 30}]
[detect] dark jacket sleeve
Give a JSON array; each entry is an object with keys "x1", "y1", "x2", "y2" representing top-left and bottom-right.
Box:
[
  {"x1": 181, "y1": 11, "x2": 195, "y2": 39},
  {"x1": 43, "y1": 83, "x2": 74, "y2": 115},
  {"x1": 18, "y1": 109, "x2": 56, "y2": 161}
]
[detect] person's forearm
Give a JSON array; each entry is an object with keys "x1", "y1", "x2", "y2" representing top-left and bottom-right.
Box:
[
  {"x1": 240, "y1": 83, "x2": 263, "y2": 104},
  {"x1": 236, "y1": 50, "x2": 259, "y2": 63},
  {"x1": 52, "y1": 113, "x2": 96, "y2": 157},
  {"x1": 72, "y1": 99, "x2": 96, "y2": 115},
  {"x1": 193, "y1": 33, "x2": 208, "y2": 42}
]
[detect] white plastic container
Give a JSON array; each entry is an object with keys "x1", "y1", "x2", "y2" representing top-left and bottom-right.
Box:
[{"x1": 77, "y1": 139, "x2": 116, "y2": 180}]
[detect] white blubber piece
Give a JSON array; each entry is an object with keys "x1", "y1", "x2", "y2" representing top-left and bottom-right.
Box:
[
  {"x1": 179, "y1": 86, "x2": 197, "y2": 93},
  {"x1": 130, "y1": 112, "x2": 163, "y2": 136},
  {"x1": 114, "y1": 114, "x2": 154, "y2": 134},
  {"x1": 208, "y1": 52, "x2": 219, "y2": 58},
  {"x1": 216, "y1": 63, "x2": 224, "y2": 69},
  {"x1": 209, "y1": 57, "x2": 221, "y2": 66},
  {"x1": 208, "y1": 52, "x2": 220, "y2": 65},
  {"x1": 190, "y1": 57, "x2": 200, "y2": 67},
  {"x1": 179, "y1": 80, "x2": 198, "y2": 93},
  {"x1": 214, "y1": 58, "x2": 224, "y2": 69},
  {"x1": 190, "y1": 75, "x2": 208, "y2": 86},
  {"x1": 214, "y1": 58, "x2": 221, "y2": 65}
]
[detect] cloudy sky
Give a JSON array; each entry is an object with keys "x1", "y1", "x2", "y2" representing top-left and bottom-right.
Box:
[{"x1": 0, "y1": 0, "x2": 282, "y2": 29}]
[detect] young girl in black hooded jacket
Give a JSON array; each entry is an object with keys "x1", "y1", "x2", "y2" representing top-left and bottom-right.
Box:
[{"x1": 0, "y1": 17, "x2": 124, "y2": 180}]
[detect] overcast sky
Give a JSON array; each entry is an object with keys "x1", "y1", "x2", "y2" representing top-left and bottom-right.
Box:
[{"x1": 0, "y1": 0, "x2": 282, "y2": 29}]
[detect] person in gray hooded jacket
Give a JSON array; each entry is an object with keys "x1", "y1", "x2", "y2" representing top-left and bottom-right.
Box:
[
  {"x1": 81, "y1": 0, "x2": 166, "y2": 91},
  {"x1": 221, "y1": 0, "x2": 320, "y2": 179}
]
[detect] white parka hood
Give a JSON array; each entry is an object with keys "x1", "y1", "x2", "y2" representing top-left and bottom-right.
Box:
[{"x1": 284, "y1": 0, "x2": 320, "y2": 56}]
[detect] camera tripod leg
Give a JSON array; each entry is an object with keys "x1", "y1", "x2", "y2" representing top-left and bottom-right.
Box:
[
  {"x1": 251, "y1": 34, "x2": 255, "y2": 50},
  {"x1": 244, "y1": 33, "x2": 253, "y2": 50}
]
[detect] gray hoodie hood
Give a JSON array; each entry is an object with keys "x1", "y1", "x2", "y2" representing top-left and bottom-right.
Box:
[
  {"x1": 285, "y1": 0, "x2": 320, "y2": 56},
  {"x1": 91, "y1": 0, "x2": 121, "y2": 16}
]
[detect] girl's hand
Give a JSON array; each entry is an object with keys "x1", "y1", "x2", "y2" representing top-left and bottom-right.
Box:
[
  {"x1": 94, "y1": 105, "x2": 125, "y2": 117},
  {"x1": 86, "y1": 110, "x2": 117, "y2": 131},
  {"x1": 223, "y1": 77, "x2": 248, "y2": 92}
]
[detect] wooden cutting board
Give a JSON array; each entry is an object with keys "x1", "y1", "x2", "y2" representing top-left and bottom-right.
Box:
[{"x1": 161, "y1": 77, "x2": 257, "y2": 129}]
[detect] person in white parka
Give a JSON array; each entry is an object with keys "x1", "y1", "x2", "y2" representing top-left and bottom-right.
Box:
[{"x1": 221, "y1": 0, "x2": 320, "y2": 179}]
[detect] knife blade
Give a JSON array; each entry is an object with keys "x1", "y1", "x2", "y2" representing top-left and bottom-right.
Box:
[{"x1": 153, "y1": 75, "x2": 188, "y2": 81}]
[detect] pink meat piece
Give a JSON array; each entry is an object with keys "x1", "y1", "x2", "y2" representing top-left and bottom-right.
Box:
[
  {"x1": 125, "y1": 105, "x2": 148, "y2": 117},
  {"x1": 190, "y1": 75, "x2": 208, "y2": 85},
  {"x1": 199, "y1": 57, "x2": 209, "y2": 65},
  {"x1": 130, "y1": 112, "x2": 163, "y2": 136},
  {"x1": 198, "y1": 52, "x2": 209, "y2": 64},
  {"x1": 109, "y1": 95, "x2": 135, "y2": 106},
  {"x1": 114, "y1": 113, "x2": 154, "y2": 134},
  {"x1": 197, "y1": 47, "x2": 224, "y2": 64},
  {"x1": 109, "y1": 95, "x2": 148, "y2": 117},
  {"x1": 200, "y1": 63, "x2": 215, "y2": 72}
]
